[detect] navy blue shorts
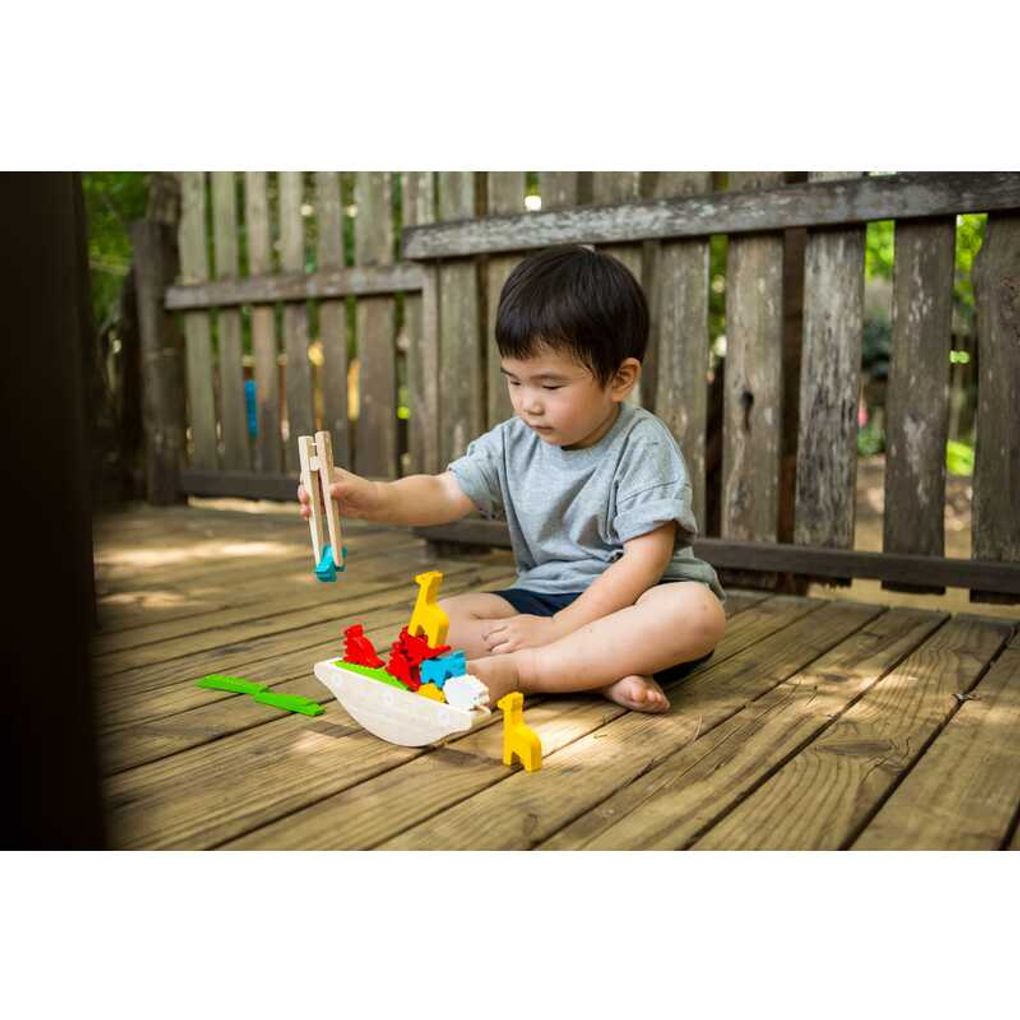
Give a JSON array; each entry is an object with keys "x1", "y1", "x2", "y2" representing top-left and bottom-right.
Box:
[{"x1": 485, "y1": 586, "x2": 714, "y2": 681}]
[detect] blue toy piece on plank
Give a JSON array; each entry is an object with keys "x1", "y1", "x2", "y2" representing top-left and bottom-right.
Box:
[
  {"x1": 315, "y1": 543, "x2": 349, "y2": 582},
  {"x1": 420, "y1": 650, "x2": 467, "y2": 689}
]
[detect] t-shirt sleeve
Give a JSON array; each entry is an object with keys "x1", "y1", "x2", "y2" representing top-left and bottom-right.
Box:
[
  {"x1": 612, "y1": 434, "x2": 699, "y2": 543},
  {"x1": 446, "y1": 425, "x2": 506, "y2": 520}
]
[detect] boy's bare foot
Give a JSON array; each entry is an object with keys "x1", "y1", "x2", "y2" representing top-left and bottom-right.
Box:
[
  {"x1": 465, "y1": 654, "x2": 524, "y2": 707},
  {"x1": 600, "y1": 674, "x2": 670, "y2": 713}
]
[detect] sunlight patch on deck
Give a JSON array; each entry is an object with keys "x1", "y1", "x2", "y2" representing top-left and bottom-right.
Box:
[{"x1": 96, "y1": 539, "x2": 297, "y2": 569}]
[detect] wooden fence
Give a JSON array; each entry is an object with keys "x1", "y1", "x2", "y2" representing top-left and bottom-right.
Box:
[{"x1": 133, "y1": 171, "x2": 1020, "y2": 601}]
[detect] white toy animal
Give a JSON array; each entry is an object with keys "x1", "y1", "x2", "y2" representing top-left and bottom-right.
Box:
[{"x1": 442, "y1": 674, "x2": 491, "y2": 713}]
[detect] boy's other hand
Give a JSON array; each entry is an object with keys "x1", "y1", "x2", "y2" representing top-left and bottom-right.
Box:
[
  {"x1": 482, "y1": 615, "x2": 562, "y2": 655},
  {"x1": 297, "y1": 468, "x2": 383, "y2": 521}
]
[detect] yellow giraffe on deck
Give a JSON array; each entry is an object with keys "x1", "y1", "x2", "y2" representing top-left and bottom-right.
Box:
[
  {"x1": 496, "y1": 691, "x2": 542, "y2": 772},
  {"x1": 407, "y1": 570, "x2": 450, "y2": 648}
]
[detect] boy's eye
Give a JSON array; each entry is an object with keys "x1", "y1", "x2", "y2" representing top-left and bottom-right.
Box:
[{"x1": 542, "y1": 385, "x2": 563, "y2": 391}]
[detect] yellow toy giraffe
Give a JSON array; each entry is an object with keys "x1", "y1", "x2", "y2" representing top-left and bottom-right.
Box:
[
  {"x1": 407, "y1": 570, "x2": 450, "y2": 647},
  {"x1": 496, "y1": 691, "x2": 542, "y2": 772}
]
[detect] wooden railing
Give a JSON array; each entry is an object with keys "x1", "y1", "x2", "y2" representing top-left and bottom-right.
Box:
[{"x1": 133, "y1": 171, "x2": 1020, "y2": 601}]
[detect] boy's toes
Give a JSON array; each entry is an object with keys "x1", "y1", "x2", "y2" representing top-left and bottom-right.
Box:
[{"x1": 601, "y1": 674, "x2": 670, "y2": 714}]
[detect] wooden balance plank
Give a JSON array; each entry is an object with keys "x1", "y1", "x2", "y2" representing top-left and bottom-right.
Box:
[
  {"x1": 97, "y1": 562, "x2": 515, "y2": 730},
  {"x1": 852, "y1": 628, "x2": 1020, "y2": 849},
  {"x1": 542, "y1": 607, "x2": 944, "y2": 850},
  {"x1": 223, "y1": 593, "x2": 769, "y2": 849},
  {"x1": 98, "y1": 570, "x2": 518, "y2": 774},
  {"x1": 104, "y1": 592, "x2": 771, "y2": 848},
  {"x1": 92, "y1": 538, "x2": 429, "y2": 671},
  {"x1": 692, "y1": 614, "x2": 1013, "y2": 850},
  {"x1": 377, "y1": 600, "x2": 877, "y2": 850}
]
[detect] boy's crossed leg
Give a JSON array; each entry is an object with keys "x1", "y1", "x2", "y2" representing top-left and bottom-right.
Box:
[
  {"x1": 439, "y1": 591, "x2": 520, "y2": 660},
  {"x1": 464, "y1": 581, "x2": 725, "y2": 714}
]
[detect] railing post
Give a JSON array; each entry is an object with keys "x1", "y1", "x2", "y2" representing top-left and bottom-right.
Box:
[{"x1": 131, "y1": 219, "x2": 186, "y2": 505}]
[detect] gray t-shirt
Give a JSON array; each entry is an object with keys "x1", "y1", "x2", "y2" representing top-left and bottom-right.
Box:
[{"x1": 447, "y1": 402, "x2": 725, "y2": 601}]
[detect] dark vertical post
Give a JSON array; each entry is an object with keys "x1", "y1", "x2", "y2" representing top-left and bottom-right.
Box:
[
  {"x1": 0, "y1": 172, "x2": 106, "y2": 847},
  {"x1": 132, "y1": 219, "x2": 186, "y2": 505}
]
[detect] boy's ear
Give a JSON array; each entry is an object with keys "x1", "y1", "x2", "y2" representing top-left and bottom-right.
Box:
[{"x1": 610, "y1": 358, "x2": 642, "y2": 400}]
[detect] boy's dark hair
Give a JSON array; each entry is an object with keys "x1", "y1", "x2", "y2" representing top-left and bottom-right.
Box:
[{"x1": 495, "y1": 244, "x2": 649, "y2": 387}]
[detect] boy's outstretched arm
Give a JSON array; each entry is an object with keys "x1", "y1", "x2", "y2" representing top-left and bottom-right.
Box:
[{"x1": 298, "y1": 469, "x2": 475, "y2": 528}]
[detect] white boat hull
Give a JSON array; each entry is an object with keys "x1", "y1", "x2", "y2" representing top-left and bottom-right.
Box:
[{"x1": 313, "y1": 659, "x2": 484, "y2": 747}]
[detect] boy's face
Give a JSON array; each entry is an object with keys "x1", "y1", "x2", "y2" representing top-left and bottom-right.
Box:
[{"x1": 500, "y1": 345, "x2": 640, "y2": 449}]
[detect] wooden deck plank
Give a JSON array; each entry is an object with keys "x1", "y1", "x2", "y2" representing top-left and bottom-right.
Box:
[
  {"x1": 93, "y1": 540, "x2": 440, "y2": 673},
  {"x1": 852, "y1": 629, "x2": 1020, "y2": 849},
  {"x1": 542, "y1": 607, "x2": 944, "y2": 849},
  {"x1": 692, "y1": 615, "x2": 1013, "y2": 849},
  {"x1": 377, "y1": 600, "x2": 876, "y2": 850},
  {"x1": 93, "y1": 506, "x2": 1018, "y2": 850},
  {"x1": 221, "y1": 593, "x2": 769, "y2": 849},
  {"x1": 93, "y1": 534, "x2": 424, "y2": 652}
]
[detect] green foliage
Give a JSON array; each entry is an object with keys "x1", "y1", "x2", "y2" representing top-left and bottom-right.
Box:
[
  {"x1": 857, "y1": 418, "x2": 885, "y2": 457},
  {"x1": 946, "y1": 439, "x2": 974, "y2": 477},
  {"x1": 953, "y1": 214, "x2": 985, "y2": 333},
  {"x1": 81, "y1": 172, "x2": 149, "y2": 332}
]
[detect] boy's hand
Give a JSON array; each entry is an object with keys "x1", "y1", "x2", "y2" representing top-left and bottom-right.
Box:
[
  {"x1": 482, "y1": 615, "x2": 562, "y2": 655},
  {"x1": 297, "y1": 468, "x2": 384, "y2": 522}
]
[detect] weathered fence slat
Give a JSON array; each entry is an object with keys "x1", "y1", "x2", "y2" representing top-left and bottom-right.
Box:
[
  {"x1": 649, "y1": 173, "x2": 714, "y2": 529},
  {"x1": 971, "y1": 211, "x2": 1020, "y2": 604},
  {"x1": 882, "y1": 215, "x2": 956, "y2": 593},
  {"x1": 722, "y1": 172, "x2": 785, "y2": 544},
  {"x1": 403, "y1": 172, "x2": 1020, "y2": 260},
  {"x1": 403, "y1": 172, "x2": 437, "y2": 475},
  {"x1": 485, "y1": 172, "x2": 526, "y2": 429},
  {"x1": 166, "y1": 264, "x2": 423, "y2": 310},
  {"x1": 537, "y1": 172, "x2": 579, "y2": 211},
  {"x1": 131, "y1": 220, "x2": 185, "y2": 504},
  {"x1": 211, "y1": 172, "x2": 250, "y2": 470},
  {"x1": 278, "y1": 172, "x2": 315, "y2": 472},
  {"x1": 178, "y1": 172, "x2": 218, "y2": 469},
  {"x1": 243, "y1": 172, "x2": 282, "y2": 474},
  {"x1": 794, "y1": 172, "x2": 866, "y2": 555},
  {"x1": 593, "y1": 173, "x2": 644, "y2": 405},
  {"x1": 437, "y1": 172, "x2": 483, "y2": 467},
  {"x1": 314, "y1": 172, "x2": 350, "y2": 469},
  {"x1": 354, "y1": 172, "x2": 397, "y2": 478}
]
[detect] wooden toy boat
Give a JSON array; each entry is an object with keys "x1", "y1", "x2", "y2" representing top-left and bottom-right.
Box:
[{"x1": 313, "y1": 658, "x2": 490, "y2": 747}]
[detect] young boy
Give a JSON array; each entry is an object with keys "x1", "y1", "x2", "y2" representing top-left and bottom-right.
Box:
[{"x1": 300, "y1": 244, "x2": 725, "y2": 713}]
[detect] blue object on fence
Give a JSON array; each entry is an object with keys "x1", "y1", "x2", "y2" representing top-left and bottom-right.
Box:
[{"x1": 244, "y1": 379, "x2": 258, "y2": 437}]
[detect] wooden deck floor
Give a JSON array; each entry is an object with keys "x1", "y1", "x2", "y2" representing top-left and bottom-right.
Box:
[{"x1": 92, "y1": 503, "x2": 1020, "y2": 850}]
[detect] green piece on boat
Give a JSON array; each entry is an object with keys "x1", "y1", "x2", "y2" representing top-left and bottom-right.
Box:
[
  {"x1": 253, "y1": 691, "x2": 325, "y2": 716},
  {"x1": 197, "y1": 674, "x2": 265, "y2": 695},
  {"x1": 335, "y1": 660, "x2": 410, "y2": 690}
]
